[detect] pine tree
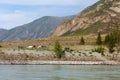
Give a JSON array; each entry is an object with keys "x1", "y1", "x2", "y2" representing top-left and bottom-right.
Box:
[
  {"x1": 104, "y1": 33, "x2": 116, "y2": 53},
  {"x1": 80, "y1": 36, "x2": 85, "y2": 45},
  {"x1": 109, "y1": 33, "x2": 116, "y2": 53},
  {"x1": 113, "y1": 23, "x2": 120, "y2": 54},
  {"x1": 104, "y1": 34, "x2": 110, "y2": 44},
  {"x1": 104, "y1": 22, "x2": 120, "y2": 53},
  {"x1": 54, "y1": 41, "x2": 63, "y2": 58},
  {"x1": 96, "y1": 32, "x2": 102, "y2": 45}
]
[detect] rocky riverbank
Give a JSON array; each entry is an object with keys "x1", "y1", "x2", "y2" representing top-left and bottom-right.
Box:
[
  {"x1": 0, "y1": 48, "x2": 120, "y2": 65},
  {"x1": 0, "y1": 60, "x2": 120, "y2": 65}
]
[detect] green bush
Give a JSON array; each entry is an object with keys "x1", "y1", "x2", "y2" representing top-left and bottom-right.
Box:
[
  {"x1": 54, "y1": 41, "x2": 63, "y2": 58},
  {"x1": 92, "y1": 47, "x2": 105, "y2": 54}
]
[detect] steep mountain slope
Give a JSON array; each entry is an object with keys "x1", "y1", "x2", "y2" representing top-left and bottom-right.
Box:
[
  {"x1": 1, "y1": 16, "x2": 73, "y2": 41},
  {"x1": 53, "y1": 0, "x2": 120, "y2": 36},
  {"x1": 0, "y1": 29, "x2": 8, "y2": 41}
]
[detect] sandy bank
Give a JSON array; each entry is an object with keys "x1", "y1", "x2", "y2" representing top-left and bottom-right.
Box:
[{"x1": 0, "y1": 61, "x2": 120, "y2": 65}]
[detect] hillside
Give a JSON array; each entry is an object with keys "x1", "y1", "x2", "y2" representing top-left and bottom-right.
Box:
[
  {"x1": 0, "y1": 29, "x2": 8, "y2": 40},
  {"x1": 53, "y1": 0, "x2": 120, "y2": 36},
  {"x1": 0, "y1": 34, "x2": 101, "y2": 49},
  {"x1": 0, "y1": 16, "x2": 74, "y2": 41}
]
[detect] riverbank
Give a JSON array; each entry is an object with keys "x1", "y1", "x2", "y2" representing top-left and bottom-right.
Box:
[
  {"x1": 0, "y1": 48, "x2": 120, "y2": 65},
  {"x1": 0, "y1": 60, "x2": 120, "y2": 65}
]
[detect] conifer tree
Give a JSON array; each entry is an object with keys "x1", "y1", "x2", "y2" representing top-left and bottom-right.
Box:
[
  {"x1": 80, "y1": 36, "x2": 85, "y2": 45},
  {"x1": 104, "y1": 22, "x2": 120, "y2": 53},
  {"x1": 108, "y1": 33, "x2": 116, "y2": 53},
  {"x1": 96, "y1": 32, "x2": 102, "y2": 45},
  {"x1": 113, "y1": 23, "x2": 120, "y2": 54},
  {"x1": 104, "y1": 34, "x2": 110, "y2": 44}
]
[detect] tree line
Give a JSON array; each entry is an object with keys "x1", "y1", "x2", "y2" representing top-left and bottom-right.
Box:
[
  {"x1": 54, "y1": 23, "x2": 120, "y2": 58},
  {"x1": 96, "y1": 23, "x2": 120, "y2": 53}
]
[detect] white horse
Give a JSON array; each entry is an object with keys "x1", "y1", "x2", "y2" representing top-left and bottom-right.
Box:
[{"x1": 27, "y1": 46, "x2": 33, "y2": 49}]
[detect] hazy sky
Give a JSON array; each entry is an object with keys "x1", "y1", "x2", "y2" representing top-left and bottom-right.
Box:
[{"x1": 0, "y1": 0, "x2": 99, "y2": 29}]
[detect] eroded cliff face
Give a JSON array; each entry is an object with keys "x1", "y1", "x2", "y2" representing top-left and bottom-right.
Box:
[{"x1": 53, "y1": 0, "x2": 120, "y2": 36}]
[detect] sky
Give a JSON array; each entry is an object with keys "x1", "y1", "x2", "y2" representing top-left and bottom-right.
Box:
[{"x1": 0, "y1": 0, "x2": 99, "y2": 29}]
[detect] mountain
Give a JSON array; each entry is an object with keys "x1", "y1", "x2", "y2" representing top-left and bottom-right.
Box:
[
  {"x1": 0, "y1": 29, "x2": 8, "y2": 40},
  {"x1": 1, "y1": 16, "x2": 74, "y2": 41},
  {"x1": 53, "y1": 0, "x2": 120, "y2": 36}
]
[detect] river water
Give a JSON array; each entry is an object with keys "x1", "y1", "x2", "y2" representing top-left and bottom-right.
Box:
[{"x1": 0, "y1": 65, "x2": 120, "y2": 80}]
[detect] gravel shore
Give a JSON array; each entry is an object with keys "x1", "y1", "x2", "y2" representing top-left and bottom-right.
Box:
[{"x1": 0, "y1": 61, "x2": 120, "y2": 65}]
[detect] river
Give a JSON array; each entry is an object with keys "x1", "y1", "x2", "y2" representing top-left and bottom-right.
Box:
[{"x1": 0, "y1": 65, "x2": 120, "y2": 80}]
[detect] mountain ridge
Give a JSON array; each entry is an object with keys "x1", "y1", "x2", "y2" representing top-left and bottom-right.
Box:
[
  {"x1": 0, "y1": 16, "x2": 74, "y2": 41},
  {"x1": 52, "y1": 0, "x2": 120, "y2": 36}
]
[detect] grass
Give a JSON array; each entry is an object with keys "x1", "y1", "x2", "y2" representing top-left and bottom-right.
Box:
[{"x1": 0, "y1": 35, "x2": 106, "y2": 51}]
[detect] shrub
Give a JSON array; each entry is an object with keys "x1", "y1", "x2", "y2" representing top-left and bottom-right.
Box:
[
  {"x1": 79, "y1": 54, "x2": 81, "y2": 56},
  {"x1": 89, "y1": 52, "x2": 92, "y2": 54},
  {"x1": 54, "y1": 41, "x2": 63, "y2": 58},
  {"x1": 83, "y1": 53, "x2": 87, "y2": 56},
  {"x1": 0, "y1": 45, "x2": 2, "y2": 48},
  {"x1": 92, "y1": 47, "x2": 105, "y2": 54},
  {"x1": 64, "y1": 47, "x2": 70, "y2": 52}
]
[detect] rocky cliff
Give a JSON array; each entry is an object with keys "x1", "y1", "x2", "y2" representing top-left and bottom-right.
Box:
[{"x1": 53, "y1": 0, "x2": 120, "y2": 36}]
